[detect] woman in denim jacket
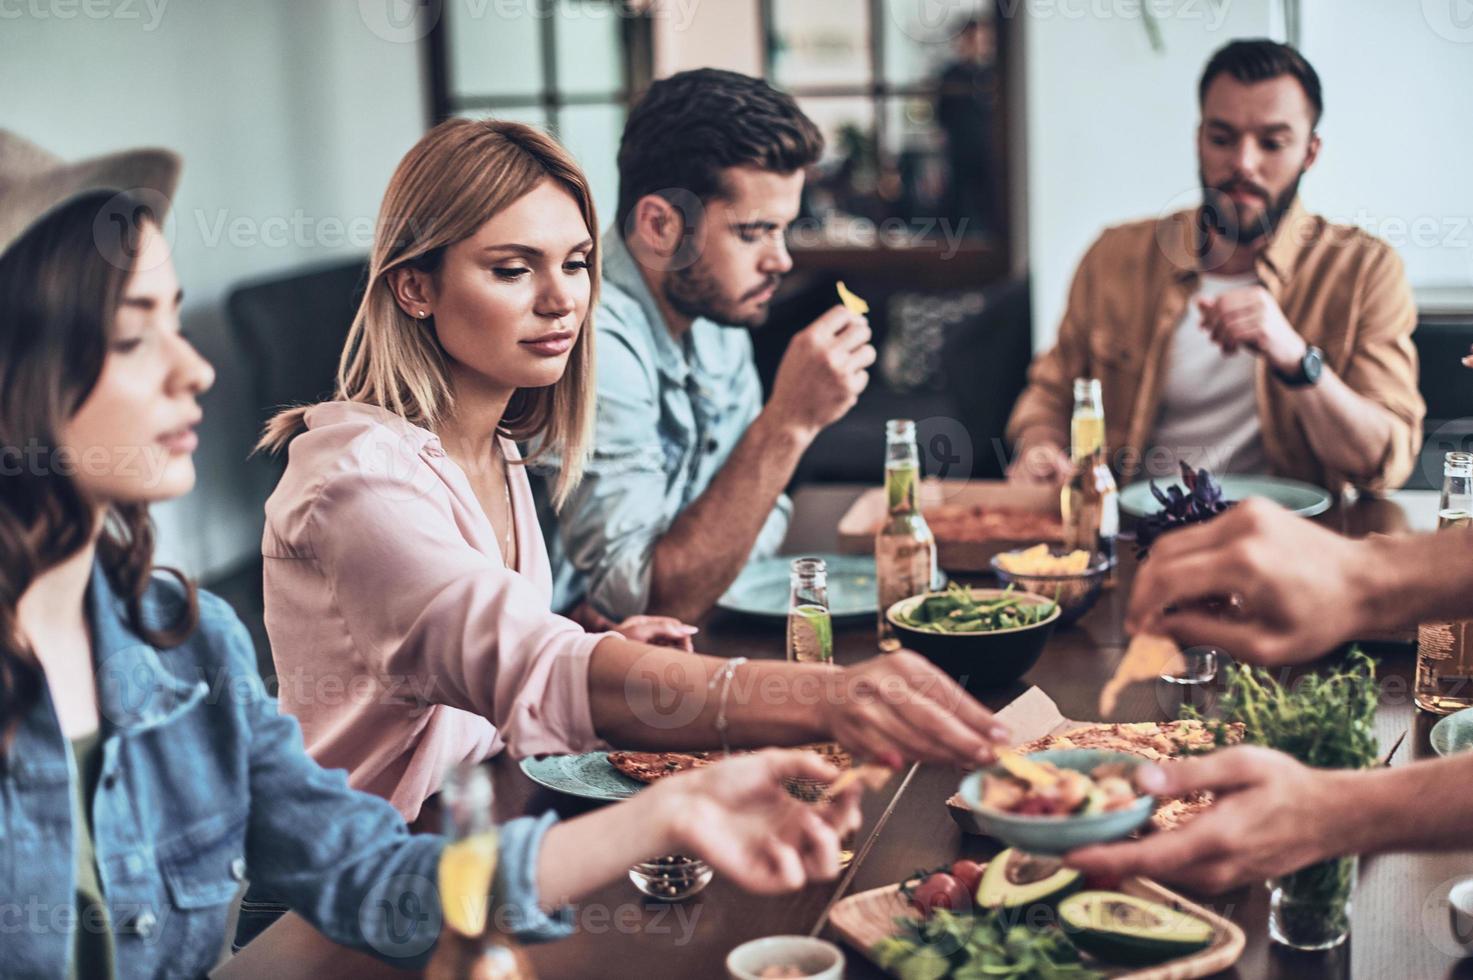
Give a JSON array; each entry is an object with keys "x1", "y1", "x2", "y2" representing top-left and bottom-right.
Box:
[{"x1": 0, "y1": 135, "x2": 861, "y2": 979}]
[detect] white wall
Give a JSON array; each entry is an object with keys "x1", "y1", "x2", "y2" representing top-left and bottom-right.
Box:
[
  {"x1": 1023, "y1": 0, "x2": 1277, "y2": 349},
  {"x1": 0, "y1": 0, "x2": 427, "y2": 580},
  {"x1": 1298, "y1": 0, "x2": 1473, "y2": 292},
  {"x1": 1023, "y1": 0, "x2": 1473, "y2": 352}
]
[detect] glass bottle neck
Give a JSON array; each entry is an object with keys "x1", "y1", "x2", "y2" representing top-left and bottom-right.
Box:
[{"x1": 885, "y1": 439, "x2": 920, "y2": 514}]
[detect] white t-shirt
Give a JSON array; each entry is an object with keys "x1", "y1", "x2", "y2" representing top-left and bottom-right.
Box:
[{"x1": 1146, "y1": 273, "x2": 1269, "y2": 478}]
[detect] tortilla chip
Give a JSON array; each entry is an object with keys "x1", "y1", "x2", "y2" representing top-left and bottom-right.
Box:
[
  {"x1": 836, "y1": 280, "x2": 869, "y2": 315},
  {"x1": 1099, "y1": 633, "x2": 1187, "y2": 717}
]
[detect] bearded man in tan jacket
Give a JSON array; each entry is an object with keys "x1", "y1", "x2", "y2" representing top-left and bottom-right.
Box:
[{"x1": 1007, "y1": 39, "x2": 1423, "y2": 495}]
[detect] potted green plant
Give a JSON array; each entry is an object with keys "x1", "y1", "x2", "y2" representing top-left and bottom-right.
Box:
[{"x1": 1185, "y1": 649, "x2": 1379, "y2": 950}]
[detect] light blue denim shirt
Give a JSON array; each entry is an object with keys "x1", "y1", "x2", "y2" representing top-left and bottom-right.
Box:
[
  {"x1": 531, "y1": 229, "x2": 791, "y2": 618},
  {"x1": 2, "y1": 560, "x2": 571, "y2": 979}
]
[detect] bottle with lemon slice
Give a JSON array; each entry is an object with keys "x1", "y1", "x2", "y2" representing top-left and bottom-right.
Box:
[
  {"x1": 427, "y1": 763, "x2": 536, "y2": 980},
  {"x1": 786, "y1": 557, "x2": 833, "y2": 664}
]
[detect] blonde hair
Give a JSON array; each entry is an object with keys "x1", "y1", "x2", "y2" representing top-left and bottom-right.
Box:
[{"x1": 258, "y1": 118, "x2": 597, "y2": 505}]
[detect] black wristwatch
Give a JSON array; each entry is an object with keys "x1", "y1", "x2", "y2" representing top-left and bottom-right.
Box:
[{"x1": 1275, "y1": 345, "x2": 1324, "y2": 388}]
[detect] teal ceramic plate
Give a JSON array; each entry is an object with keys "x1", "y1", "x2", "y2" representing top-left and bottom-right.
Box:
[
  {"x1": 1431, "y1": 708, "x2": 1473, "y2": 757},
  {"x1": 717, "y1": 554, "x2": 944, "y2": 620},
  {"x1": 1120, "y1": 474, "x2": 1333, "y2": 519},
  {"x1": 519, "y1": 752, "x2": 645, "y2": 802},
  {"x1": 957, "y1": 749, "x2": 1155, "y2": 855}
]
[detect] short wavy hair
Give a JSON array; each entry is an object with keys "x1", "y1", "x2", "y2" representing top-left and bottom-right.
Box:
[
  {"x1": 1199, "y1": 39, "x2": 1323, "y2": 129},
  {"x1": 615, "y1": 68, "x2": 824, "y2": 235}
]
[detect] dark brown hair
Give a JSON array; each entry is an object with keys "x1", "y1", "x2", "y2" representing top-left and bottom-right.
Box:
[
  {"x1": 1199, "y1": 39, "x2": 1323, "y2": 129},
  {"x1": 0, "y1": 190, "x2": 198, "y2": 751},
  {"x1": 615, "y1": 68, "x2": 824, "y2": 235}
]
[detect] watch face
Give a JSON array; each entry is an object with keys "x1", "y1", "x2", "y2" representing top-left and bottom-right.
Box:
[{"x1": 1304, "y1": 346, "x2": 1324, "y2": 383}]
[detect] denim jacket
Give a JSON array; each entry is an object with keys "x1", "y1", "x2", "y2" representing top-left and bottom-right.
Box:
[
  {"x1": 532, "y1": 229, "x2": 791, "y2": 618},
  {"x1": 1, "y1": 561, "x2": 570, "y2": 979}
]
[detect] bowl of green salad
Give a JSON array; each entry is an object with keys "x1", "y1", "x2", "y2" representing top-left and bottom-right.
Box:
[{"x1": 886, "y1": 584, "x2": 1060, "y2": 692}]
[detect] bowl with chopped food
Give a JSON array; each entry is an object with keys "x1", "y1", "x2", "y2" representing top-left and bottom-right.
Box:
[
  {"x1": 990, "y1": 545, "x2": 1113, "y2": 626},
  {"x1": 725, "y1": 935, "x2": 844, "y2": 980},
  {"x1": 957, "y1": 748, "x2": 1155, "y2": 854},
  {"x1": 885, "y1": 584, "x2": 1060, "y2": 692}
]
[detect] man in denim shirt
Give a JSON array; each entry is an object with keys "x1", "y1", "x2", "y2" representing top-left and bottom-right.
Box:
[{"x1": 533, "y1": 70, "x2": 876, "y2": 624}]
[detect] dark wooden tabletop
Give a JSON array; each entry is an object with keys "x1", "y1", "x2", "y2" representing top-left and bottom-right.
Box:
[{"x1": 221, "y1": 484, "x2": 1473, "y2": 980}]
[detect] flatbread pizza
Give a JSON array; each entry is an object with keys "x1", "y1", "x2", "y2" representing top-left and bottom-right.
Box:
[{"x1": 607, "y1": 744, "x2": 853, "y2": 785}]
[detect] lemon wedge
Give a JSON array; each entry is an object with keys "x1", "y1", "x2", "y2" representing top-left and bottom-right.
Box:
[
  {"x1": 836, "y1": 280, "x2": 869, "y2": 315},
  {"x1": 439, "y1": 833, "x2": 498, "y2": 937}
]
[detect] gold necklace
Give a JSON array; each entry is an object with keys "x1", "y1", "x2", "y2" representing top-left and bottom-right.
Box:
[{"x1": 494, "y1": 440, "x2": 514, "y2": 566}]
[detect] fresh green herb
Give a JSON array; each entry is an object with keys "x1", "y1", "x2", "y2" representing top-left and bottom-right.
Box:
[
  {"x1": 896, "y1": 582, "x2": 1057, "y2": 634},
  {"x1": 1182, "y1": 648, "x2": 1380, "y2": 946},
  {"x1": 872, "y1": 908, "x2": 1100, "y2": 980}
]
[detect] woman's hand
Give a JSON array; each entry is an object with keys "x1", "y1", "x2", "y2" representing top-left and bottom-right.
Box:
[
  {"x1": 614, "y1": 615, "x2": 699, "y2": 651},
  {"x1": 1064, "y1": 746, "x2": 1348, "y2": 893},
  {"x1": 822, "y1": 651, "x2": 1011, "y2": 770},
  {"x1": 648, "y1": 749, "x2": 864, "y2": 894}
]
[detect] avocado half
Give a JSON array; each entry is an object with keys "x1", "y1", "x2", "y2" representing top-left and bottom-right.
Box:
[
  {"x1": 1058, "y1": 891, "x2": 1214, "y2": 965},
  {"x1": 977, "y1": 848, "x2": 1083, "y2": 913}
]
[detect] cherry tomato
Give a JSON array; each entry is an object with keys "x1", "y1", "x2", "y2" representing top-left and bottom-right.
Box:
[
  {"x1": 949, "y1": 860, "x2": 984, "y2": 896},
  {"x1": 909, "y1": 872, "x2": 969, "y2": 917}
]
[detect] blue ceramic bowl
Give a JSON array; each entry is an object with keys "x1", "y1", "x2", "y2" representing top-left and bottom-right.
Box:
[{"x1": 957, "y1": 749, "x2": 1154, "y2": 855}]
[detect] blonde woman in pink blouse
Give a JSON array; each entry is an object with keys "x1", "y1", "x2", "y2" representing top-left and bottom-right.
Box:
[{"x1": 257, "y1": 118, "x2": 1009, "y2": 825}]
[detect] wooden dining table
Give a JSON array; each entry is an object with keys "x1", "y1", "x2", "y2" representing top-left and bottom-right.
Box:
[{"x1": 217, "y1": 483, "x2": 1473, "y2": 980}]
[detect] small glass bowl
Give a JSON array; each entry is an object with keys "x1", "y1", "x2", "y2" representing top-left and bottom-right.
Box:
[
  {"x1": 629, "y1": 855, "x2": 713, "y2": 901},
  {"x1": 990, "y1": 547, "x2": 1114, "y2": 626}
]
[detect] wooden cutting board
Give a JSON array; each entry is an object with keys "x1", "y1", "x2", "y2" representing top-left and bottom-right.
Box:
[{"x1": 829, "y1": 873, "x2": 1245, "y2": 980}]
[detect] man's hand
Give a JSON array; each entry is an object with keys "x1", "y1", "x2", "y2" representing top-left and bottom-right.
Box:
[
  {"x1": 767, "y1": 305, "x2": 875, "y2": 438},
  {"x1": 1127, "y1": 498, "x2": 1374, "y2": 666},
  {"x1": 1197, "y1": 286, "x2": 1307, "y2": 375},
  {"x1": 821, "y1": 651, "x2": 1011, "y2": 769},
  {"x1": 656, "y1": 749, "x2": 864, "y2": 894},
  {"x1": 615, "y1": 615, "x2": 699, "y2": 650},
  {"x1": 1065, "y1": 747, "x2": 1347, "y2": 893},
  {"x1": 571, "y1": 603, "x2": 701, "y2": 651},
  {"x1": 1006, "y1": 432, "x2": 1072, "y2": 486}
]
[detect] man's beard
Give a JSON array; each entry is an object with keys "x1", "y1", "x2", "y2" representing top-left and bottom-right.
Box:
[
  {"x1": 1197, "y1": 166, "x2": 1304, "y2": 247},
  {"x1": 664, "y1": 259, "x2": 781, "y2": 329}
]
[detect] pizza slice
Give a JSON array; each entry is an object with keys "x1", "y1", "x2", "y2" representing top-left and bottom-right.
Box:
[{"x1": 606, "y1": 750, "x2": 721, "y2": 784}]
